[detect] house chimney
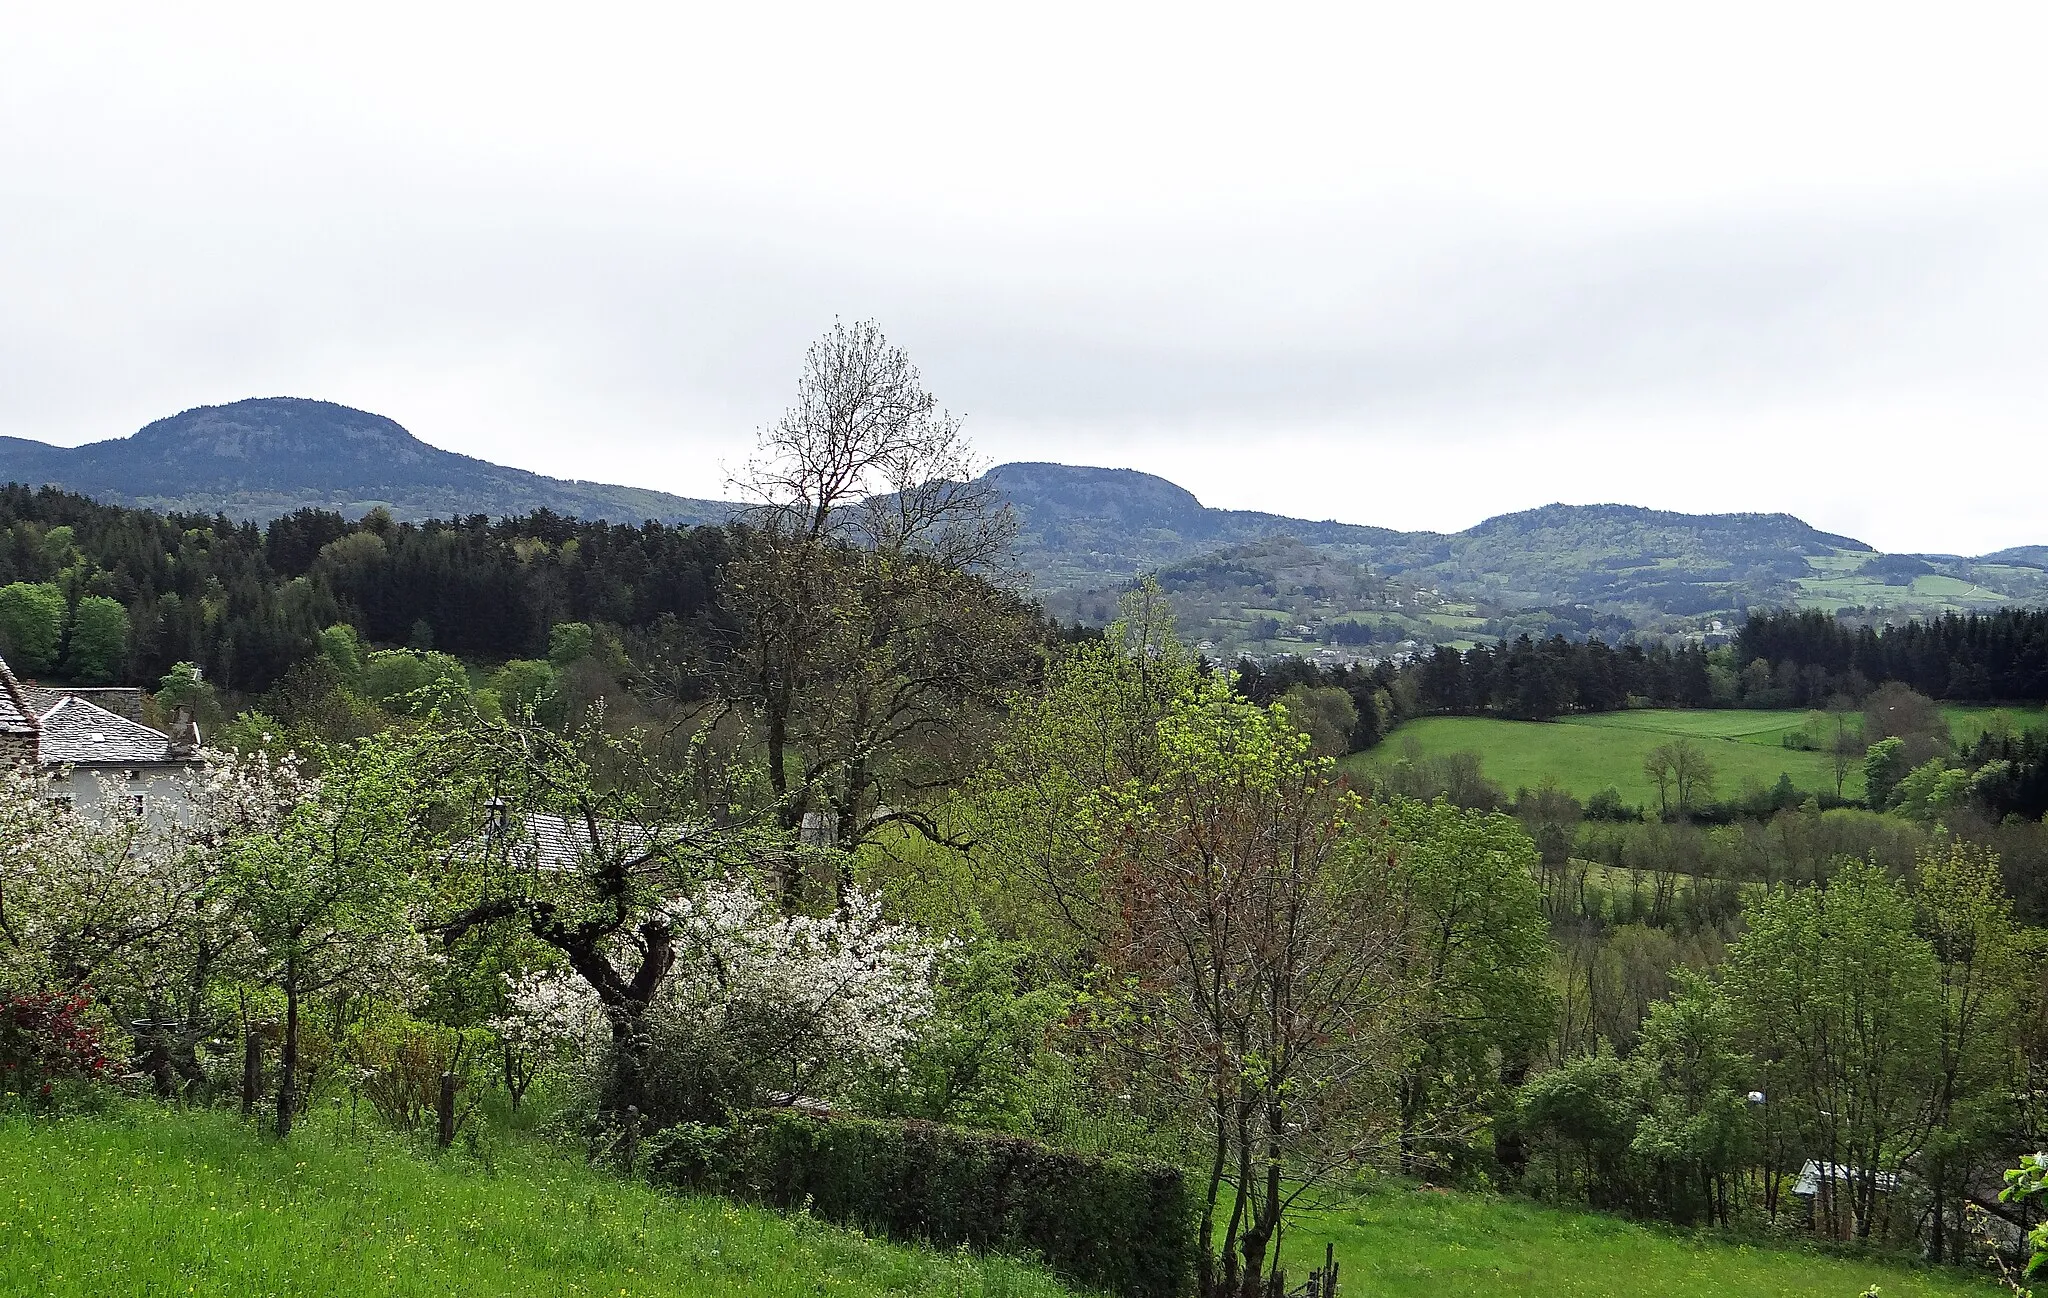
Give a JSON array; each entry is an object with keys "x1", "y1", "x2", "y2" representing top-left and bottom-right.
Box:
[{"x1": 166, "y1": 706, "x2": 201, "y2": 758}]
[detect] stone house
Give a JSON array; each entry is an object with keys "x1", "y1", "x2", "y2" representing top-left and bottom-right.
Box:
[{"x1": 0, "y1": 653, "x2": 205, "y2": 814}]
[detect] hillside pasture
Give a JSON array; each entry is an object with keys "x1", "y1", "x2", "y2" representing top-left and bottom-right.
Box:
[
  {"x1": 1348, "y1": 711, "x2": 1860, "y2": 806},
  {"x1": 1351, "y1": 705, "x2": 2048, "y2": 808},
  {"x1": 0, "y1": 1106, "x2": 1088, "y2": 1298}
]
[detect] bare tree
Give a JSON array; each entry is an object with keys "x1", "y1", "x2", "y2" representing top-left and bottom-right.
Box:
[
  {"x1": 1827, "y1": 696, "x2": 1864, "y2": 799},
  {"x1": 1096, "y1": 684, "x2": 1422, "y2": 1298},
  {"x1": 1643, "y1": 739, "x2": 1716, "y2": 818},
  {"x1": 724, "y1": 321, "x2": 1032, "y2": 900},
  {"x1": 1642, "y1": 744, "x2": 1676, "y2": 818},
  {"x1": 1671, "y1": 739, "x2": 1717, "y2": 814}
]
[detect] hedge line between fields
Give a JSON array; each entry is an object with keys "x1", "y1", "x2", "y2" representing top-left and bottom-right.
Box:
[{"x1": 644, "y1": 1109, "x2": 1197, "y2": 1298}]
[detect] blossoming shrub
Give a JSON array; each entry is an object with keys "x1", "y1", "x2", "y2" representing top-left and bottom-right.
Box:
[
  {"x1": 0, "y1": 990, "x2": 111, "y2": 1103},
  {"x1": 506, "y1": 879, "x2": 945, "y2": 1126},
  {"x1": 646, "y1": 1108, "x2": 1196, "y2": 1298}
]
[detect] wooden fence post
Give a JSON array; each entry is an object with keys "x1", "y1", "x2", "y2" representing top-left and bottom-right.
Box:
[
  {"x1": 241, "y1": 1027, "x2": 263, "y2": 1117},
  {"x1": 437, "y1": 1071, "x2": 457, "y2": 1148}
]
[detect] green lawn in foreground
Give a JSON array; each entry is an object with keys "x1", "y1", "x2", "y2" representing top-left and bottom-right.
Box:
[
  {"x1": 0, "y1": 1104, "x2": 2000, "y2": 1298},
  {"x1": 0, "y1": 1105, "x2": 1086, "y2": 1298},
  {"x1": 1265, "y1": 1183, "x2": 1994, "y2": 1298}
]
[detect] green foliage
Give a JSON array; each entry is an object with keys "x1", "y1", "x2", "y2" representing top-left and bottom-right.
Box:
[
  {"x1": 547, "y1": 620, "x2": 596, "y2": 668},
  {"x1": 1721, "y1": 861, "x2": 1940, "y2": 1237},
  {"x1": 343, "y1": 1012, "x2": 495, "y2": 1133},
  {"x1": 488, "y1": 658, "x2": 559, "y2": 722},
  {"x1": 968, "y1": 582, "x2": 1203, "y2": 966},
  {"x1": 1380, "y1": 796, "x2": 1555, "y2": 1174},
  {"x1": 646, "y1": 1108, "x2": 1196, "y2": 1298},
  {"x1": 154, "y1": 660, "x2": 223, "y2": 728},
  {"x1": 1278, "y1": 683, "x2": 1357, "y2": 757},
  {"x1": 1887, "y1": 758, "x2": 1971, "y2": 821},
  {"x1": 857, "y1": 936, "x2": 1073, "y2": 1133},
  {"x1": 228, "y1": 732, "x2": 442, "y2": 1133},
  {"x1": 1514, "y1": 976, "x2": 1750, "y2": 1222},
  {"x1": 316, "y1": 623, "x2": 365, "y2": 682},
  {"x1": 1627, "y1": 977, "x2": 1751, "y2": 1200},
  {"x1": 1862, "y1": 736, "x2": 1910, "y2": 810},
  {"x1": 61, "y1": 594, "x2": 129, "y2": 683},
  {"x1": 361, "y1": 648, "x2": 473, "y2": 716},
  {"x1": 0, "y1": 580, "x2": 64, "y2": 673}
]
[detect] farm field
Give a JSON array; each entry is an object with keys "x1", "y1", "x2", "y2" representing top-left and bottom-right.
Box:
[
  {"x1": 1269, "y1": 1183, "x2": 1994, "y2": 1298},
  {"x1": 1346, "y1": 706, "x2": 2044, "y2": 808},
  {"x1": 1348, "y1": 712, "x2": 1857, "y2": 806},
  {"x1": 0, "y1": 1106, "x2": 1086, "y2": 1298}
]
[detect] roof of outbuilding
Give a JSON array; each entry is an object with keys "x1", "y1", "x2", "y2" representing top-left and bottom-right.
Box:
[
  {"x1": 35, "y1": 695, "x2": 194, "y2": 766},
  {"x1": 0, "y1": 655, "x2": 38, "y2": 737},
  {"x1": 495, "y1": 811, "x2": 668, "y2": 873}
]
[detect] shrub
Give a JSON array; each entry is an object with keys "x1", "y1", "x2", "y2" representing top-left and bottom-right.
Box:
[
  {"x1": 344, "y1": 1015, "x2": 492, "y2": 1133},
  {"x1": 646, "y1": 1109, "x2": 1196, "y2": 1298},
  {"x1": 0, "y1": 990, "x2": 111, "y2": 1102}
]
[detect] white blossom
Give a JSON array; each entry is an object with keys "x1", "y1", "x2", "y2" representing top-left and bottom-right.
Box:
[{"x1": 657, "y1": 878, "x2": 944, "y2": 1083}]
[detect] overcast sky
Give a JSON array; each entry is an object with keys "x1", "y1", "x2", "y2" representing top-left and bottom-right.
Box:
[{"x1": 3, "y1": 4, "x2": 2044, "y2": 554}]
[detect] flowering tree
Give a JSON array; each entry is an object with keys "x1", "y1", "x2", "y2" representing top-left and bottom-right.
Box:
[
  {"x1": 655, "y1": 878, "x2": 940, "y2": 1111},
  {"x1": 226, "y1": 734, "x2": 437, "y2": 1134},
  {"x1": 0, "y1": 754, "x2": 311, "y2": 1095},
  {"x1": 495, "y1": 877, "x2": 941, "y2": 1123},
  {"x1": 490, "y1": 967, "x2": 606, "y2": 1109},
  {"x1": 437, "y1": 719, "x2": 775, "y2": 1119}
]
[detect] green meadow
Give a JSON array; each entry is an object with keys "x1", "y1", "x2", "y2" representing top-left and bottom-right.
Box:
[
  {"x1": 1346, "y1": 706, "x2": 2044, "y2": 807},
  {"x1": 0, "y1": 1106, "x2": 1086, "y2": 1298},
  {"x1": 1268, "y1": 1183, "x2": 1995, "y2": 1298},
  {"x1": 0, "y1": 1106, "x2": 2003, "y2": 1298}
]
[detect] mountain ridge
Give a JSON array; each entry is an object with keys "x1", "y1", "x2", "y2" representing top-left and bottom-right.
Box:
[
  {"x1": 3, "y1": 399, "x2": 2041, "y2": 651},
  {"x1": 0, "y1": 398, "x2": 732, "y2": 526}
]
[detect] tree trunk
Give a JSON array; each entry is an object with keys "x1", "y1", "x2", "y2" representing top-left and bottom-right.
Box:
[
  {"x1": 275, "y1": 972, "x2": 299, "y2": 1138},
  {"x1": 242, "y1": 1026, "x2": 263, "y2": 1117}
]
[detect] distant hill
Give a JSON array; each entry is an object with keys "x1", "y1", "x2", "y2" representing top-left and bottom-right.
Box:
[
  {"x1": 0, "y1": 398, "x2": 733, "y2": 525},
  {"x1": 3, "y1": 405, "x2": 2038, "y2": 651},
  {"x1": 1983, "y1": 546, "x2": 2048, "y2": 572},
  {"x1": 991, "y1": 463, "x2": 2046, "y2": 652}
]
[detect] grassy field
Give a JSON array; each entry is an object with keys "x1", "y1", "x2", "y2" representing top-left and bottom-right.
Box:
[
  {"x1": 1346, "y1": 706, "x2": 2044, "y2": 807},
  {"x1": 1267, "y1": 1183, "x2": 1995, "y2": 1298},
  {"x1": 1347, "y1": 712, "x2": 1855, "y2": 806},
  {"x1": 0, "y1": 1105, "x2": 2002, "y2": 1298},
  {"x1": 0, "y1": 1105, "x2": 1086, "y2": 1298}
]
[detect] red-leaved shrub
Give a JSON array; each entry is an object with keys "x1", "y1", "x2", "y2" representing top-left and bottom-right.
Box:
[{"x1": 0, "y1": 990, "x2": 112, "y2": 1099}]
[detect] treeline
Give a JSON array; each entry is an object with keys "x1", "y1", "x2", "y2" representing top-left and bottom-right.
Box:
[
  {"x1": 1240, "y1": 608, "x2": 2048, "y2": 754},
  {"x1": 1739, "y1": 607, "x2": 2048, "y2": 703},
  {"x1": 0, "y1": 485, "x2": 736, "y2": 691},
  {"x1": 1234, "y1": 637, "x2": 1722, "y2": 744}
]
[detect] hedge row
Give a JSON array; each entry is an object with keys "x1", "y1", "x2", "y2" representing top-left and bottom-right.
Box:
[{"x1": 645, "y1": 1109, "x2": 1197, "y2": 1298}]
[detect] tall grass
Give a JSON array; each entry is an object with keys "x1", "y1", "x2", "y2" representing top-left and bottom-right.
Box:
[{"x1": 0, "y1": 1102, "x2": 1090, "y2": 1297}]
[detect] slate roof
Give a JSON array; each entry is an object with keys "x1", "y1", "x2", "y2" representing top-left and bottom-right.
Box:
[
  {"x1": 34, "y1": 695, "x2": 195, "y2": 767},
  {"x1": 498, "y1": 812, "x2": 667, "y2": 873},
  {"x1": 0, "y1": 654, "x2": 38, "y2": 738},
  {"x1": 18, "y1": 685, "x2": 145, "y2": 722}
]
